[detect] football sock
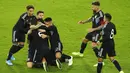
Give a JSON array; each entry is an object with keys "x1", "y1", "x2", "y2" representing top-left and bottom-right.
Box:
[
  {"x1": 112, "y1": 59, "x2": 122, "y2": 72},
  {"x1": 97, "y1": 62, "x2": 103, "y2": 73},
  {"x1": 93, "y1": 47, "x2": 99, "y2": 57},
  {"x1": 80, "y1": 42, "x2": 87, "y2": 53}
]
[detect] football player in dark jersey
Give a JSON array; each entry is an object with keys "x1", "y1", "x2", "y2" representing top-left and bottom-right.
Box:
[
  {"x1": 88, "y1": 13, "x2": 124, "y2": 73},
  {"x1": 72, "y1": 1, "x2": 104, "y2": 66},
  {"x1": 6, "y1": 5, "x2": 37, "y2": 66}
]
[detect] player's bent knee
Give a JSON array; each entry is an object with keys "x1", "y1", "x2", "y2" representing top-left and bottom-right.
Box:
[
  {"x1": 109, "y1": 57, "x2": 115, "y2": 62},
  {"x1": 98, "y1": 58, "x2": 103, "y2": 62},
  {"x1": 82, "y1": 38, "x2": 89, "y2": 43},
  {"x1": 42, "y1": 58, "x2": 46, "y2": 62},
  {"x1": 27, "y1": 62, "x2": 33, "y2": 68},
  {"x1": 55, "y1": 52, "x2": 62, "y2": 59},
  {"x1": 18, "y1": 42, "x2": 25, "y2": 47},
  {"x1": 92, "y1": 42, "x2": 97, "y2": 47}
]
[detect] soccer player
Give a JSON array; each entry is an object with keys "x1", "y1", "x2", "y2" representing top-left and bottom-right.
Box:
[
  {"x1": 89, "y1": 13, "x2": 124, "y2": 73},
  {"x1": 27, "y1": 11, "x2": 50, "y2": 71},
  {"x1": 72, "y1": 1, "x2": 104, "y2": 61},
  {"x1": 44, "y1": 17, "x2": 73, "y2": 69},
  {"x1": 6, "y1": 5, "x2": 37, "y2": 66},
  {"x1": 27, "y1": 11, "x2": 45, "y2": 35}
]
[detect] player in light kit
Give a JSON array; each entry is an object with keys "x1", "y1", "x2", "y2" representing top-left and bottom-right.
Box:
[
  {"x1": 72, "y1": 1, "x2": 104, "y2": 66},
  {"x1": 88, "y1": 13, "x2": 124, "y2": 73},
  {"x1": 6, "y1": 5, "x2": 37, "y2": 66}
]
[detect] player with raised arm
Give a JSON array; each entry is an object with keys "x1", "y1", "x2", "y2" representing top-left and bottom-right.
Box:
[{"x1": 72, "y1": 1, "x2": 104, "y2": 66}]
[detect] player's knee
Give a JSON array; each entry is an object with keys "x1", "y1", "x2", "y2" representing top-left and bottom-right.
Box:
[
  {"x1": 109, "y1": 57, "x2": 115, "y2": 62},
  {"x1": 42, "y1": 57, "x2": 46, "y2": 62},
  {"x1": 18, "y1": 42, "x2": 24, "y2": 47},
  {"x1": 55, "y1": 52, "x2": 62, "y2": 59},
  {"x1": 82, "y1": 38, "x2": 89, "y2": 43},
  {"x1": 27, "y1": 62, "x2": 33, "y2": 68},
  {"x1": 92, "y1": 42, "x2": 97, "y2": 47},
  {"x1": 98, "y1": 58, "x2": 103, "y2": 62}
]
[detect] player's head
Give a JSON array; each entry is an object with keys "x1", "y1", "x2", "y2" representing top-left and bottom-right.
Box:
[
  {"x1": 44, "y1": 17, "x2": 52, "y2": 25},
  {"x1": 26, "y1": 5, "x2": 34, "y2": 16},
  {"x1": 92, "y1": 1, "x2": 100, "y2": 13},
  {"x1": 37, "y1": 11, "x2": 44, "y2": 19},
  {"x1": 104, "y1": 13, "x2": 112, "y2": 22}
]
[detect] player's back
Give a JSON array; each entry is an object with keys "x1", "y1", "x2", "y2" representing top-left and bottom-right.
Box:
[
  {"x1": 48, "y1": 25, "x2": 61, "y2": 48},
  {"x1": 29, "y1": 29, "x2": 49, "y2": 48},
  {"x1": 102, "y1": 22, "x2": 116, "y2": 43}
]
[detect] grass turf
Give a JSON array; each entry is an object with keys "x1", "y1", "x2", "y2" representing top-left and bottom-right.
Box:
[{"x1": 0, "y1": 0, "x2": 130, "y2": 73}]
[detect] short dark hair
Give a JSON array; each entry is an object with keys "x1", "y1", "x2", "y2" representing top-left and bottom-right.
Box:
[
  {"x1": 105, "y1": 13, "x2": 112, "y2": 21},
  {"x1": 37, "y1": 11, "x2": 44, "y2": 15},
  {"x1": 92, "y1": 1, "x2": 100, "y2": 6},
  {"x1": 44, "y1": 17, "x2": 52, "y2": 22},
  {"x1": 26, "y1": 5, "x2": 34, "y2": 10}
]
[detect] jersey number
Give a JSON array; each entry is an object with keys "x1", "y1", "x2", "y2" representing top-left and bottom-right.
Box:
[{"x1": 110, "y1": 29, "x2": 114, "y2": 39}]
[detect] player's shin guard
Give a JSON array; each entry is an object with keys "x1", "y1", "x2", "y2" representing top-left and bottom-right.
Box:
[
  {"x1": 112, "y1": 59, "x2": 122, "y2": 72},
  {"x1": 93, "y1": 47, "x2": 99, "y2": 57},
  {"x1": 97, "y1": 62, "x2": 103, "y2": 73},
  {"x1": 80, "y1": 42, "x2": 87, "y2": 53}
]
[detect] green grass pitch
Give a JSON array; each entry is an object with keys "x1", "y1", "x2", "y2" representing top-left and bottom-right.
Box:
[{"x1": 0, "y1": 0, "x2": 130, "y2": 73}]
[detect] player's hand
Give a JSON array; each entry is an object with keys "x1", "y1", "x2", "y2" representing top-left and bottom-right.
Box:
[
  {"x1": 27, "y1": 29, "x2": 32, "y2": 35},
  {"x1": 78, "y1": 20, "x2": 84, "y2": 24},
  {"x1": 38, "y1": 29, "x2": 46, "y2": 32},
  {"x1": 41, "y1": 34, "x2": 48, "y2": 39},
  {"x1": 56, "y1": 52, "x2": 62, "y2": 59},
  {"x1": 88, "y1": 28, "x2": 95, "y2": 32}
]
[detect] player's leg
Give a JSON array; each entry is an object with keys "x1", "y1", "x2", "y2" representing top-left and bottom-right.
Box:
[
  {"x1": 26, "y1": 46, "x2": 35, "y2": 68},
  {"x1": 55, "y1": 52, "x2": 62, "y2": 69},
  {"x1": 42, "y1": 57, "x2": 48, "y2": 72},
  {"x1": 107, "y1": 44, "x2": 124, "y2": 73},
  {"x1": 109, "y1": 57, "x2": 124, "y2": 73},
  {"x1": 97, "y1": 58, "x2": 103, "y2": 73},
  {"x1": 6, "y1": 31, "x2": 25, "y2": 65},
  {"x1": 27, "y1": 62, "x2": 33, "y2": 68},
  {"x1": 72, "y1": 33, "x2": 92, "y2": 57},
  {"x1": 97, "y1": 47, "x2": 106, "y2": 73},
  {"x1": 92, "y1": 33, "x2": 101, "y2": 57}
]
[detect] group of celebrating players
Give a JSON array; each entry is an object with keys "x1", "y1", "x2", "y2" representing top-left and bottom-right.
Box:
[
  {"x1": 6, "y1": 4, "x2": 73, "y2": 71},
  {"x1": 5, "y1": 0, "x2": 124, "y2": 73}
]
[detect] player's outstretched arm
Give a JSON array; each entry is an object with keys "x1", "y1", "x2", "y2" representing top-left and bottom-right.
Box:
[
  {"x1": 78, "y1": 17, "x2": 92, "y2": 24},
  {"x1": 88, "y1": 25, "x2": 103, "y2": 32}
]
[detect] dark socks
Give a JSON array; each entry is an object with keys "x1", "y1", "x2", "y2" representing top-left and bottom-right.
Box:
[
  {"x1": 60, "y1": 54, "x2": 71, "y2": 62},
  {"x1": 7, "y1": 45, "x2": 23, "y2": 60},
  {"x1": 97, "y1": 62, "x2": 103, "y2": 73},
  {"x1": 112, "y1": 59, "x2": 122, "y2": 72},
  {"x1": 93, "y1": 47, "x2": 99, "y2": 57},
  {"x1": 80, "y1": 42, "x2": 87, "y2": 53}
]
